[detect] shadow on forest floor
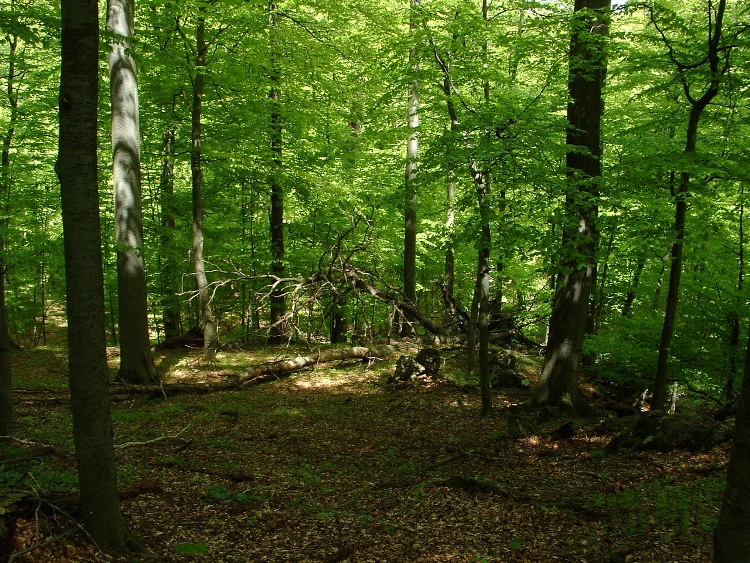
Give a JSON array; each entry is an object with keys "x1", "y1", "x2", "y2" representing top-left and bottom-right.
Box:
[{"x1": 3, "y1": 342, "x2": 727, "y2": 562}]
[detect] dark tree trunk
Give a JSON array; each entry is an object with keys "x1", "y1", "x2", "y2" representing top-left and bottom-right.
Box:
[
  {"x1": 621, "y1": 251, "x2": 646, "y2": 317},
  {"x1": 529, "y1": 0, "x2": 609, "y2": 416},
  {"x1": 476, "y1": 184, "x2": 492, "y2": 416},
  {"x1": 191, "y1": 16, "x2": 218, "y2": 361},
  {"x1": 590, "y1": 226, "x2": 614, "y2": 333},
  {"x1": 724, "y1": 187, "x2": 744, "y2": 401},
  {"x1": 441, "y1": 58, "x2": 459, "y2": 332},
  {"x1": 268, "y1": 2, "x2": 286, "y2": 343},
  {"x1": 0, "y1": 264, "x2": 11, "y2": 437},
  {"x1": 476, "y1": 0, "x2": 492, "y2": 415},
  {"x1": 56, "y1": 0, "x2": 140, "y2": 548},
  {"x1": 714, "y1": 315, "x2": 750, "y2": 561},
  {"x1": 0, "y1": 34, "x2": 17, "y2": 437},
  {"x1": 108, "y1": 0, "x2": 158, "y2": 384},
  {"x1": 159, "y1": 125, "x2": 181, "y2": 339},
  {"x1": 652, "y1": 0, "x2": 728, "y2": 409},
  {"x1": 401, "y1": 0, "x2": 420, "y2": 338},
  {"x1": 330, "y1": 296, "x2": 347, "y2": 344}
]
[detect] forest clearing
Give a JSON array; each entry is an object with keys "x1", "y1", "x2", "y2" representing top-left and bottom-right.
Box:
[{"x1": 2, "y1": 335, "x2": 730, "y2": 562}]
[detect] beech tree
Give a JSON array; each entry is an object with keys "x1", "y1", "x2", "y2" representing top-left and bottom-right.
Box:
[
  {"x1": 188, "y1": 11, "x2": 218, "y2": 361},
  {"x1": 528, "y1": 0, "x2": 610, "y2": 415},
  {"x1": 57, "y1": 0, "x2": 140, "y2": 548},
  {"x1": 268, "y1": 0, "x2": 286, "y2": 343},
  {"x1": 651, "y1": 0, "x2": 732, "y2": 409},
  {"x1": 401, "y1": 0, "x2": 420, "y2": 338},
  {"x1": 0, "y1": 29, "x2": 18, "y2": 436},
  {"x1": 107, "y1": 0, "x2": 158, "y2": 383}
]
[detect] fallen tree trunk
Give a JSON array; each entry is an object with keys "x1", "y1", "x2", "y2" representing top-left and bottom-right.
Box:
[{"x1": 111, "y1": 345, "x2": 396, "y2": 398}]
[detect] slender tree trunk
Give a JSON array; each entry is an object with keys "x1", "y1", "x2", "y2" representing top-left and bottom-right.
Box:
[
  {"x1": 725, "y1": 188, "x2": 744, "y2": 400},
  {"x1": 401, "y1": 0, "x2": 420, "y2": 338},
  {"x1": 476, "y1": 0, "x2": 492, "y2": 415},
  {"x1": 529, "y1": 0, "x2": 609, "y2": 416},
  {"x1": 191, "y1": 16, "x2": 218, "y2": 361},
  {"x1": 590, "y1": 226, "x2": 615, "y2": 333},
  {"x1": 57, "y1": 0, "x2": 141, "y2": 548},
  {"x1": 330, "y1": 296, "x2": 347, "y2": 343},
  {"x1": 621, "y1": 251, "x2": 645, "y2": 317},
  {"x1": 652, "y1": 0, "x2": 728, "y2": 409},
  {"x1": 268, "y1": 2, "x2": 286, "y2": 343},
  {"x1": 159, "y1": 125, "x2": 181, "y2": 339},
  {"x1": 441, "y1": 56, "x2": 459, "y2": 332},
  {"x1": 0, "y1": 34, "x2": 17, "y2": 436},
  {"x1": 444, "y1": 170, "x2": 455, "y2": 329},
  {"x1": 108, "y1": 0, "x2": 157, "y2": 383},
  {"x1": 714, "y1": 315, "x2": 750, "y2": 561},
  {"x1": 476, "y1": 172, "x2": 492, "y2": 416}
]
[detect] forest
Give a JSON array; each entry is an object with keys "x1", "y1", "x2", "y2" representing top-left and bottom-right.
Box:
[{"x1": 2, "y1": 0, "x2": 750, "y2": 560}]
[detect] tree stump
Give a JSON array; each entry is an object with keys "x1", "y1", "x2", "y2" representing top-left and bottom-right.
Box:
[
  {"x1": 415, "y1": 347, "x2": 440, "y2": 377},
  {"x1": 490, "y1": 350, "x2": 525, "y2": 388},
  {"x1": 388, "y1": 356, "x2": 423, "y2": 385}
]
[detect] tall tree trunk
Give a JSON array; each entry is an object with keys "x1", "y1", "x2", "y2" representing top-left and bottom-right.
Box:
[
  {"x1": 475, "y1": 170, "x2": 492, "y2": 416},
  {"x1": 724, "y1": 187, "x2": 743, "y2": 400},
  {"x1": 714, "y1": 314, "x2": 750, "y2": 561},
  {"x1": 444, "y1": 169, "x2": 455, "y2": 330},
  {"x1": 441, "y1": 53, "x2": 459, "y2": 332},
  {"x1": 56, "y1": 0, "x2": 141, "y2": 548},
  {"x1": 652, "y1": 0, "x2": 728, "y2": 409},
  {"x1": 268, "y1": 1, "x2": 286, "y2": 343},
  {"x1": 401, "y1": 0, "x2": 420, "y2": 338},
  {"x1": 159, "y1": 125, "x2": 181, "y2": 339},
  {"x1": 529, "y1": 0, "x2": 609, "y2": 416},
  {"x1": 475, "y1": 0, "x2": 492, "y2": 416},
  {"x1": 191, "y1": 16, "x2": 218, "y2": 361},
  {"x1": 0, "y1": 34, "x2": 17, "y2": 436},
  {"x1": 108, "y1": 0, "x2": 157, "y2": 384}
]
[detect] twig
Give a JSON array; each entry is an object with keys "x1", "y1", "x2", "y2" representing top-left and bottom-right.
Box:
[
  {"x1": 114, "y1": 424, "x2": 192, "y2": 449},
  {"x1": 8, "y1": 527, "x2": 77, "y2": 563}
]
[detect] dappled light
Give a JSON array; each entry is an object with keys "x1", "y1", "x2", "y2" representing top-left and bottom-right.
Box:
[
  {"x1": 5, "y1": 341, "x2": 729, "y2": 561},
  {"x1": 3, "y1": 0, "x2": 748, "y2": 558}
]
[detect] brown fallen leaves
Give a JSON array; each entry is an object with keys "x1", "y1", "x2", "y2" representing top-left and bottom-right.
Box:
[{"x1": 6, "y1": 347, "x2": 726, "y2": 562}]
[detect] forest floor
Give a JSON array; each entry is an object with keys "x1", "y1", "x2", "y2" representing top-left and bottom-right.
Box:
[{"x1": 3, "y1": 337, "x2": 728, "y2": 562}]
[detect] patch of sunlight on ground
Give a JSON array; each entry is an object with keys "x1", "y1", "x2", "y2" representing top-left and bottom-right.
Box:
[{"x1": 294, "y1": 369, "x2": 374, "y2": 392}]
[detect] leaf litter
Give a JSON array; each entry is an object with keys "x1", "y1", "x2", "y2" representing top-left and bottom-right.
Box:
[{"x1": 5, "y1": 346, "x2": 727, "y2": 562}]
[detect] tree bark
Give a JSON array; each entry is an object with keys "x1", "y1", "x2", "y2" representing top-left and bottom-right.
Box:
[
  {"x1": 56, "y1": 0, "x2": 140, "y2": 549},
  {"x1": 652, "y1": 0, "x2": 728, "y2": 409},
  {"x1": 268, "y1": 2, "x2": 286, "y2": 343},
  {"x1": 0, "y1": 34, "x2": 17, "y2": 436},
  {"x1": 714, "y1": 315, "x2": 750, "y2": 561},
  {"x1": 529, "y1": 0, "x2": 609, "y2": 416},
  {"x1": 191, "y1": 16, "x2": 218, "y2": 361},
  {"x1": 401, "y1": 0, "x2": 420, "y2": 338},
  {"x1": 108, "y1": 0, "x2": 158, "y2": 384}
]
